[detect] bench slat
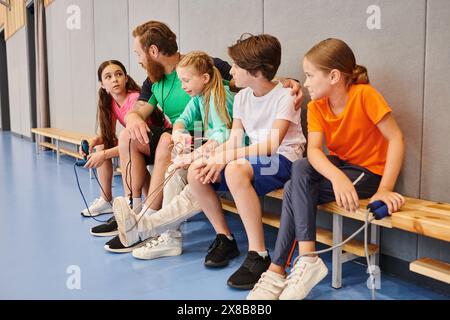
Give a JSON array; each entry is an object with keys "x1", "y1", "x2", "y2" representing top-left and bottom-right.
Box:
[
  {"x1": 319, "y1": 201, "x2": 392, "y2": 228},
  {"x1": 32, "y1": 128, "x2": 95, "y2": 145},
  {"x1": 392, "y1": 212, "x2": 450, "y2": 242},
  {"x1": 31, "y1": 128, "x2": 61, "y2": 140},
  {"x1": 39, "y1": 141, "x2": 58, "y2": 151},
  {"x1": 59, "y1": 147, "x2": 84, "y2": 160},
  {"x1": 410, "y1": 258, "x2": 450, "y2": 284},
  {"x1": 221, "y1": 198, "x2": 379, "y2": 257}
]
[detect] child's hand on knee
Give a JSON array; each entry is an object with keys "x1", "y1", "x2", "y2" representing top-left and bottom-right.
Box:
[{"x1": 331, "y1": 172, "x2": 360, "y2": 213}]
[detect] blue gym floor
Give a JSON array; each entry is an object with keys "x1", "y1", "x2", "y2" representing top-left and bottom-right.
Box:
[{"x1": 0, "y1": 132, "x2": 448, "y2": 300}]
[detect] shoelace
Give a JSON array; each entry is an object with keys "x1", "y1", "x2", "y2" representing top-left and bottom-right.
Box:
[
  {"x1": 286, "y1": 257, "x2": 308, "y2": 284},
  {"x1": 252, "y1": 272, "x2": 286, "y2": 295},
  {"x1": 242, "y1": 254, "x2": 261, "y2": 271},
  {"x1": 207, "y1": 237, "x2": 220, "y2": 254},
  {"x1": 143, "y1": 232, "x2": 177, "y2": 249}
]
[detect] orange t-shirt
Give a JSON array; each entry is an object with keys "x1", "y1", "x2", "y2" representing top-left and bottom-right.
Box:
[{"x1": 307, "y1": 84, "x2": 391, "y2": 175}]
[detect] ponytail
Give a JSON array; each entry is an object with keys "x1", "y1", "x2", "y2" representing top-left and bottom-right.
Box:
[
  {"x1": 305, "y1": 38, "x2": 370, "y2": 88},
  {"x1": 96, "y1": 87, "x2": 116, "y2": 149},
  {"x1": 351, "y1": 64, "x2": 369, "y2": 85},
  {"x1": 203, "y1": 66, "x2": 232, "y2": 131}
]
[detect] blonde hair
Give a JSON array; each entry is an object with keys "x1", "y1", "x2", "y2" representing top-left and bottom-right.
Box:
[
  {"x1": 305, "y1": 38, "x2": 369, "y2": 87},
  {"x1": 178, "y1": 51, "x2": 232, "y2": 131}
]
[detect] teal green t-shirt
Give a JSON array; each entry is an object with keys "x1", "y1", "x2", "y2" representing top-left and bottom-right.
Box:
[
  {"x1": 149, "y1": 70, "x2": 194, "y2": 130},
  {"x1": 175, "y1": 86, "x2": 234, "y2": 144}
]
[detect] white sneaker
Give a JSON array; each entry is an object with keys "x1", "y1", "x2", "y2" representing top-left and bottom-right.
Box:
[
  {"x1": 81, "y1": 197, "x2": 113, "y2": 217},
  {"x1": 246, "y1": 270, "x2": 286, "y2": 300},
  {"x1": 132, "y1": 230, "x2": 182, "y2": 260},
  {"x1": 279, "y1": 256, "x2": 328, "y2": 300},
  {"x1": 113, "y1": 197, "x2": 140, "y2": 247}
]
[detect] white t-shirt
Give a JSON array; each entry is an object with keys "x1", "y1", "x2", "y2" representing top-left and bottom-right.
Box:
[{"x1": 233, "y1": 83, "x2": 306, "y2": 162}]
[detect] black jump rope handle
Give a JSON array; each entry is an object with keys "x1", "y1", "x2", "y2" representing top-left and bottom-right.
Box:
[
  {"x1": 367, "y1": 200, "x2": 389, "y2": 220},
  {"x1": 75, "y1": 140, "x2": 89, "y2": 167}
]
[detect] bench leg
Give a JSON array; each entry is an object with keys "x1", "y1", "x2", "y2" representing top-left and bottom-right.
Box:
[
  {"x1": 56, "y1": 139, "x2": 60, "y2": 165},
  {"x1": 332, "y1": 214, "x2": 343, "y2": 289},
  {"x1": 370, "y1": 224, "x2": 380, "y2": 267},
  {"x1": 35, "y1": 134, "x2": 40, "y2": 155}
]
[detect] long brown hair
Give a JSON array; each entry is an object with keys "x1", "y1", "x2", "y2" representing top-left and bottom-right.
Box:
[
  {"x1": 96, "y1": 60, "x2": 140, "y2": 149},
  {"x1": 177, "y1": 51, "x2": 232, "y2": 131},
  {"x1": 304, "y1": 38, "x2": 369, "y2": 87}
]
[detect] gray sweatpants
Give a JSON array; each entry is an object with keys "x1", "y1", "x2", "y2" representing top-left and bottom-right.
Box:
[{"x1": 272, "y1": 156, "x2": 381, "y2": 266}]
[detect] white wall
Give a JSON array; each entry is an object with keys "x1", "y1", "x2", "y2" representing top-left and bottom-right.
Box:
[{"x1": 6, "y1": 27, "x2": 32, "y2": 138}]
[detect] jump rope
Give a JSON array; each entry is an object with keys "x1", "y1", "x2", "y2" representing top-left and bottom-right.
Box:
[
  {"x1": 73, "y1": 135, "x2": 207, "y2": 224},
  {"x1": 74, "y1": 136, "x2": 389, "y2": 300}
]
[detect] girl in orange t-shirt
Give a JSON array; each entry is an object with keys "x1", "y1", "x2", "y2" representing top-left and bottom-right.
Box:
[{"x1": 248, "y1": 39, "x2": 405, "y2": 301}]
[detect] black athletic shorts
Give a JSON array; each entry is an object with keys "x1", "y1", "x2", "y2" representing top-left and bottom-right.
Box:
[{"x1": 144, "y1": 125, "x2": 173, "y2": 165}]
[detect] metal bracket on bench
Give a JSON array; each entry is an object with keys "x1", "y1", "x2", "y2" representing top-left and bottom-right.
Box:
[
  {"x1": 331, "y1": 214, "x2": 380, "y2": 289},
  {"x1": 332, "y1": 214, "x2": 343, "y2": 289},
  {"x1": 370, "y1": 224, "x2": 380, "y2": 267}
]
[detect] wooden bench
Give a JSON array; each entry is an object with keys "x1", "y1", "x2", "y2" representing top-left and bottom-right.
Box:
[
  {"x1": 32, "y1": 128, "x2": 95, "y2": 164},
  {"x1": 221, "y1": 188, "x2": 450, "y2": 287}
]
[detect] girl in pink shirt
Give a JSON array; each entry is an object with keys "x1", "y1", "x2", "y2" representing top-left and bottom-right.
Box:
[{"x1": 81, "y1": 60, "x2": 165, "y2": 218}]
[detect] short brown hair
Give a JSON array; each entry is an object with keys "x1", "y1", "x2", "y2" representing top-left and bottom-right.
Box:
[
  {"x1": 132, "y1": 21, "x2": 178, "y2": 56},
  {"x1": 228, "y1": 33, "x2": 281, "y2": 81}
]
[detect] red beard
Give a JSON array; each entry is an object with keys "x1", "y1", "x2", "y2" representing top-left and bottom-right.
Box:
[{"x1": 145, "y1": 53, "x2": 165, "y2": 83}]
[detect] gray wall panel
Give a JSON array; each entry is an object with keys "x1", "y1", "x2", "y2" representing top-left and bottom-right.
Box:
[
  {"x1": 128, "y1": 0, "x2": 179, "y2": 84},
  {"x1": 6, "y1": 28, "x2": 32, "y2": 138},
  {"x1": 418, "y1": 236, "x2": 450, "y2": 263},
  {"x1": 380, "y1": 228, "x2": 418, "y2": 261},
  {"x1": 46, "y1": 0, "x2": 72, "y2": 132},
  {"x1": 180, "y1": 0, "x2": 263, "y2": 62},
  {"x1": 46, "y1": 0, "x2": 96, "y2": 135},
  {"x1": 94, "y1": 0, "x2": 130, "y2": 71},
  {"x1": 265, "y1": 0, "x2": 426, "y2": 198},
  {"x1": 421, "y1": 0, "x2": 450, "y2": 202},
  {"x1": 68, "y1": 0, "x2": 96, "y2": 134}
]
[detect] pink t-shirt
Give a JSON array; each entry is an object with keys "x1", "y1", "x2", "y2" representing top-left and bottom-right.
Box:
[
  {"x1": 111, "y1": 92, "x2": 140, "y2": 127},
  {"x1": 111, "y1": 91, "x2": 172, "y2": 128}
]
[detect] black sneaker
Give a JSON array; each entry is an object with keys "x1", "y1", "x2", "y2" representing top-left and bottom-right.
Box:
[
  {"x1": 90, "y1": 216, "x2": 118, "y2": 237},
  {"x1": 227, "y1": 251, "x2": 271, "y2": 290},
  {"x1": 204, "y1": 234, "x2": 240, "y2": 268},
  {"x1": 104, "y1": 235, "x2": 149, "y2": 253}
]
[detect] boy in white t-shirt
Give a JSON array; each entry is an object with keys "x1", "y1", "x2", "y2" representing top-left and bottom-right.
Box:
[{"x1": 187, "y1": 34, "x2": 306, "y2": 290}]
